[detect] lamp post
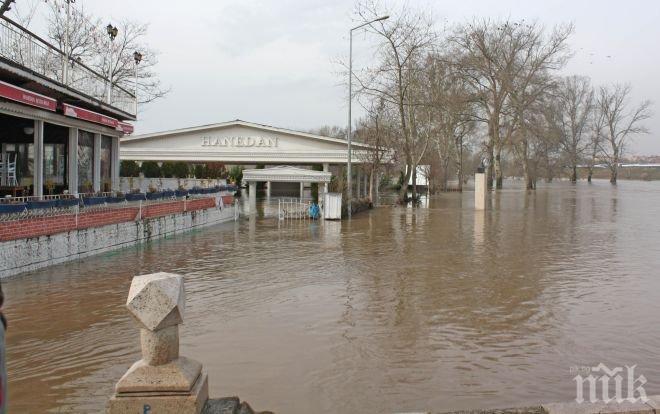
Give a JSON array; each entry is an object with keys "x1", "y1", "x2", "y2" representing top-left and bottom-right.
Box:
[
  {"x1": 347, "y1": 14, "x2": 388, "y2": 218},
  {"x1": 133, "y1": 51, "x2": 142, "y2": 114},
  {"x1": 106, "y1": 23, "x2": 118, "y2": 103},
  {"x1": 62, "y1": 0, "x2": 75, "y2": 85}
]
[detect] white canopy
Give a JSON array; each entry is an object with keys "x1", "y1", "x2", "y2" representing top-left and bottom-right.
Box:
[{"x1": 243, "y1": 165, "x2": 331, "y2": 183}]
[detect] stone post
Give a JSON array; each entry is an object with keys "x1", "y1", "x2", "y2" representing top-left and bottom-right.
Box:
[
  {"x1": 299, "y1": 182, "x2": 304, "y2": 199},
  {"x1": 248, "y1": 181, "x2": 257, "y2": 215},
  {"x1": 475, "y1": 168, "x2": 488, "y2": 211},
  {"x1": 108, "y1": 272, "x2": 208, "y2": 414}
]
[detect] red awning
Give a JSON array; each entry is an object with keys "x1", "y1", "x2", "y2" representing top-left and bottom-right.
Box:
[
  {"x1": 0, "y1": 80, "x2": 57, "y2": 111},
  {"x1": 62, "y1": 103, "x2": 118, "y2": 128},
  {"x1": 117, "y1": 122, "x2": 134, "y2": 134}
]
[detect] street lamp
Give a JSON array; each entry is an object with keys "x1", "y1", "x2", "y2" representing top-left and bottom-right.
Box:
[
  {"x1": 133, "y1": 51, "x2": 143, "y2": 114},
  {"x1": 62, "y1": 0, "x2": 75, "y2": 84},
  {"x1": 106, "y1": 23, "x2": 118, "y2": 103},
  {"x1": 346, "y1": 14, "x2": 388, "y2": 218}
]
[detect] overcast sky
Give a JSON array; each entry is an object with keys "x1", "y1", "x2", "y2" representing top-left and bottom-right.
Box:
[{"x1": 49, "y1": 0, "x2": 660, "y2": 154}]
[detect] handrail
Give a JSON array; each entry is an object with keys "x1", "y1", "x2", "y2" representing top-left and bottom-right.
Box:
[{"x1": 0, "y1": 15, "x2": 136, "y2": 116}]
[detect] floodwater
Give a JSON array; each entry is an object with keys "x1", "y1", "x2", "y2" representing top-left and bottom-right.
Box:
[{"x1": 4, "y1": 180, "x2": 660, "y2": 413}]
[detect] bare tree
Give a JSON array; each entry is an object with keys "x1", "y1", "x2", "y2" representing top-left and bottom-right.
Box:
[
  {"x1": 355, "y1": 99, "x2": 393, "y2": 200},
  {"x1": 44, "y1": 2, "x2": 169, "y2": 105},
  {"x1": 351, "y1": 0, "x2": 437, "y2": 203},
  {"x1": 426, "y1": 55, "x2": 476, "y2": 191},
  {"x1": 552, "y1": 76, "x2": 594, "y2": 182},
  {"x1": 585, "y1": 112, "x2": 605, "y2": 183},
  {"x1": 596, "y1": 84, "x2": 652, "y2": 184},
  {"x1": 309, "y1": 125, "x2": 346, "y2": 139},
  {"x1": 450, "y1": 19, "x2": 573, "y2": 189}
]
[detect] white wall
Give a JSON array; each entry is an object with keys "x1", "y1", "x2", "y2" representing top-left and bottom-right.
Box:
[
  {"x1": 119, "y1": 177, "x2": 227, "y2": 193},
  {"x1": 0, "y1": 205, "x2": 236, "y2": 278}
]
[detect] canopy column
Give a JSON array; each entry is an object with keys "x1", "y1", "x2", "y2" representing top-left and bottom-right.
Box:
[
  {"x1": 67, "y1": 127, "x2": 78, "y2": 195},
  {"x1": 111, "y1": 136, "x2": 120, "y2": 191},
  {"x1": 322, "y1": 163, "x2": 329, "y2": 195},
  {"x1": 33, "y1": 120, "x2": 44, "y2": 198},
  {"x1": 248, "y1": 181, "x2": 257, "y2": 215},
  {"x1": 93, "y1": 133, "x2": 101, "y2": 192}
]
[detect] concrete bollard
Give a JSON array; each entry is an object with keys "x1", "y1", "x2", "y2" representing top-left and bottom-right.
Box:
[
  {"x1": 108, "y1": 272, "x2": 208, "y2": 414},
  {"x1": 474, "y1": 170, "x2": 488, "y2": 211}
]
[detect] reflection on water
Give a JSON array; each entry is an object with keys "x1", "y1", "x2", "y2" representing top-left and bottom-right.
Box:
[{"x1": 4, "y1": 181, "x2": 660, "y2": 413}]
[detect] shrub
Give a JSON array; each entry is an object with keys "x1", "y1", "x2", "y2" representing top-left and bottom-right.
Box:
[
  {"x1": 161, "y1": 161, "x2": 176, "y2": 178},
  {"x1": 120, "y1": 160, "x2": 140, "y2": 177},
  {"x1": 172, "y1": 162, "x2": 190, "y2": 178},
  {"x1": 141, "y1": 161, "x2": 161, "y2": 178},
  {"x1": 228, "y1": 165, "x2": 243, "y2": 184}
]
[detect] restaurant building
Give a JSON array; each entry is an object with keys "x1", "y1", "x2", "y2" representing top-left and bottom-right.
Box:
[
  {"x1": 120, "y1": 119, "x2": 374, "y2": 197},
  {"x1": 0, "y1": 15, "x2": 134, "y2": 198}
]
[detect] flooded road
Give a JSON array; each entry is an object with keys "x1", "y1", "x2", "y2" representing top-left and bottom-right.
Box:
[{"x1": 4, "y1": 180, "x2": 660, "y2": 413}]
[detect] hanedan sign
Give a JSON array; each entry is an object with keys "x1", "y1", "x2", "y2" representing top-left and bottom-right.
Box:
[{"x1": 201, "y1": 136, "x2": 279, "y2": 148}]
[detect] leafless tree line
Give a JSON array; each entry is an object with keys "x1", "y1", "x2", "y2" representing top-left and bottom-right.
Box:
[
  {"x1": 7, "y1": 0, "x2": 168, "y2": 104},
  {"x1": 349, "y1": 1, "x2": 652, "y2": 202}
]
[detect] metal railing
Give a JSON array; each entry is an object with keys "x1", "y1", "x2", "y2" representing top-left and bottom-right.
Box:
[
  {"x1": 0, "y1": 17, "x2": 136, "y2": 116},
  {"x1": 278, "y1": 197, "x2": 314, "y2": 220},
  {"x1": 0, "y1": 188, "x2": 233, "y2": 222}
]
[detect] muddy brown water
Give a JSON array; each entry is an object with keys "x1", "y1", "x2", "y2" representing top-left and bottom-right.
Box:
[{"x1": 4, "y1": 180, "x2": 660, "y2": 413}]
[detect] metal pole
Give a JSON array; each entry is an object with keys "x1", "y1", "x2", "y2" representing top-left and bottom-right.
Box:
[
  {"x1": 346, "y1": 15, "x2": 388, "y2": 219},
  {"x1": 107, "y1": 40, "x2": 113, "y2": 103},
  {"x1": 63, "y1": 0, "x2": 70, "y2": 84},
  {"x1": 134, "y1": 61, "x2": 139, "y2": 114},
  {"x1": 347, "y1": 30, "x2": 353, "y2": 219}
]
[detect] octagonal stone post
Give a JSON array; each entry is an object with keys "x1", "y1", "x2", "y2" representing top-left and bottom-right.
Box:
[{"x1": 108, "y1": 272, "x2": 208, "y2": 414}]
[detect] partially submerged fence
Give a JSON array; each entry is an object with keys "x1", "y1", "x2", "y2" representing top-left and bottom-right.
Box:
[
  {"x1": 0, "y1": 189, "x2": 235, "y2": 241},
  {"x1": 277, "y1": 197, "x2": 316, "y2": 220}
]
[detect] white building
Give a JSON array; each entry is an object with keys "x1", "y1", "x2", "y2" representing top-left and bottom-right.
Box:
[
  {"x1": 120, "y1": 120, "x2": 376, "y2": 197},
  {"x1": 120, "y1": 119, "x2": 371, "y2": 166}
]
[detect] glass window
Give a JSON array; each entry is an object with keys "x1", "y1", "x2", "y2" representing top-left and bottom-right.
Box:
[
  {"x1": 78, "y1": 131, "x2": 94, "y2": 193},
  {"x1": 7, "y1": 143, "x2": 33, "y2": 187},
  {"x1": 43, "y1": 123, "x2": 68, "y2": 193},
  {"x1": 100, "y1": 136, "x2": 113, "y2": 191}
]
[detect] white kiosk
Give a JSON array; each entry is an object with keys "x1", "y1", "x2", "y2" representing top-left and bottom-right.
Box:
[{"x1": 242, "y1": 166, "x2": 332, "y2": 216}]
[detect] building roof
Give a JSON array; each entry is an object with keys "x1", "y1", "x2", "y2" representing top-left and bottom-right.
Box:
[
  {"x1": 122, "y1": 119, "x2": 372, "y2": 149},
  {"x1": 243, "y1": 165, "x2": 332, "y2": 183}
]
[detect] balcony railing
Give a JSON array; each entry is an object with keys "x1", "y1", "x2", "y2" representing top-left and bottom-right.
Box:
[{"x1": 0, "y1": 17, "x2": 136, "y2": 117}]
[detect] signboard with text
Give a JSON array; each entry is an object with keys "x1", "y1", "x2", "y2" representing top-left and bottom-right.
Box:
[
  {"x1": 117, "y1": 122, "x2": 134, "y2": 134},
  {"x1": 0, "y1": 80, "x2": 57, "y2": 111},
  {"x1": 62, "y1": 103, "x2": 118, "y2": 128}
]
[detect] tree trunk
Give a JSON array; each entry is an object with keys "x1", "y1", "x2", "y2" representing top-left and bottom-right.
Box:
[
  {"x1": 399, "y1": 166, "x2": 412, "y2": 203},
  {"x1": 494, "y1": 148, "x2": 503, "y2": 189},
  {"x1": 610, "y1": 151, "x2": 619, "y2": 184},
  {"x1": 571, "y1": 165, "x2": 577, "y2": 183},
  {"x1": 368, "y1": 169, "x2": 374, "y2": 201},
  {"x1": 456, "y1": 141, "x2": 464, "y2": 192},
  {"x1": 441, "y1": 165, "x2": 448, "y2": 192},
  {"x1": 610, "y1": 166, "x2": 618, "y2": 184},
  {"x1": 486, "y1": 148, "x2": 494, "y2": 190},
  {"x1": 411, "y1": 164, "x2": 418, "y2": 201},
  {"x1": 522, "y1": 159, "x2": 535, "y2": 190}
]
